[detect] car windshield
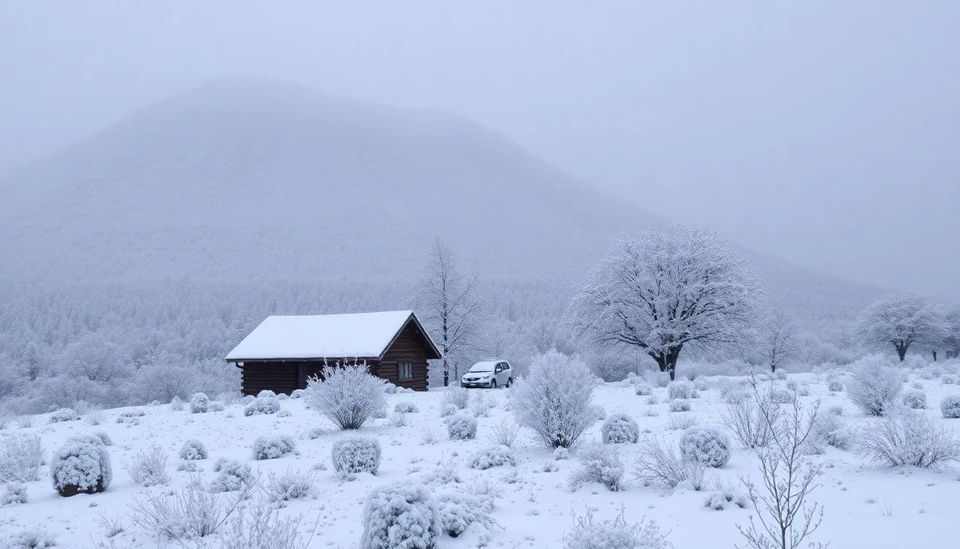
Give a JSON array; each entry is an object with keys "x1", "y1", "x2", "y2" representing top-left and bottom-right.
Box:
[{"x1": 468, "y1": 363, "x2": 494, "y2": 373}]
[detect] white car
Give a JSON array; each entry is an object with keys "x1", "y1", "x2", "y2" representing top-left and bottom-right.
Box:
[{"x1": 460, "y1": 360, "x2": 513, "y2": 389}]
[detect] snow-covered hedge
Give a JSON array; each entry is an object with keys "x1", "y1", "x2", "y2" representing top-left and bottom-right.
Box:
[
  {"x1": 179, "y1": 439, "x2": 208, "y2": 461},
  {"x1": 704, "y1": 489, "x2": 749, "y2": 511},
  {"x1": 331, "y1": 436, "x2": 381, "y2": 476},
  {"x1": 568, "y1": 444, "x2": 624, "y2": 492},
  {"x1": 51, "y1": 438, "x2": 112, "y2": 496},
  {"x1": 513, "y1": 351, "x2": 598, "y2": 449},
  {"x1": 563, "y1": 509, "x2": 668, "y2": 549},
  {"x1": 847, "y1": 355, "x2": 903, "y2": 416},
  {"x1": 210, "y1": 459, "x2": 254, "y2": 493},
  {"x1": 303, "y1": 364, "x2": 386, "y2": 430},
  {"x1": 49, "y1": 408, "x2": 80, "y2": 423},
  {"x1": 901, "y1": 389, "x2": 927, "y2": 410},
  {"x1": 941, "y1": 395, "x2": 960, "y2": 419},
  {"x1": 243, "y1": 395, "x2": 280, "y2": 417},
  {"x1": 679, "y1": 426, "x2": 731, "y2": 468},
  {"x1": 360, "y1": 483, "x2": 441, "y2": 549},
  {"x1": 190, "y1": 392, "x2": 209, "y2": 414},
  {"x1": 252, "y1": 435, "x2": 297, "y2": 460},
  {"x1": 394, "y1": 402, "x2": 419, "y2": 414},
  {"x1": 668, "y1": 400, "x2": 691, "y2": 413},
  {"x1": 446, "y1": 414, "x2": 478, "y2": 441},
  {"x1": 469, "y1": 446, "x2": 516, "y2": 470},
  {"x1": 601, "y1": 413, "x2": 639, "y2": 444},
  {"x1": 436, "y1": 493, "x2": 496, "y2": 538}
]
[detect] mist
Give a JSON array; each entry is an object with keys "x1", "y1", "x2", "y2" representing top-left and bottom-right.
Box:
[{"x1": 1, "y1": 0, "x2": 958, "y2": 299}]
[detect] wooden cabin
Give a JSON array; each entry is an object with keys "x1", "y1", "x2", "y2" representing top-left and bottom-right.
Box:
[{"x1": 225, "y1": 310, "x2": 441, "y2": 395}]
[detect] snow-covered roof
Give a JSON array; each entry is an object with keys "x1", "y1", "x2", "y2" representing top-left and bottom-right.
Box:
[{"x1": 225, "y1": 310, "x2": 435, "y2": 361}]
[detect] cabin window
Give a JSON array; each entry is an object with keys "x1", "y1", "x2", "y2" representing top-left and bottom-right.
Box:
[{"x1": 398, "y1": 361, "x2": 413, "y2": 380}]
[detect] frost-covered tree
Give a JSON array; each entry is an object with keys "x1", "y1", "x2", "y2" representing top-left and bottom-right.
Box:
[
  {"x1": 568, "y1": 226, "x2": 761, "y2": 380},
  {"x1": 761, "y1": 308, "x2": 798, "y2": 373},
  {"x1": 513, "y1": 351, "x2": 598, "y2": 448},
  {"x1": 856, "y1": 293, "x2": 947, "y2": 362},
  {"x1": 943, "y1": 305, "x2": 960, "y2": 360},
  {"x1": 303, "y1": 363, "x2": 386, "y2": 430},
  {"x1": 414, "y1": 239, "x2": 482, "y2": 387}
]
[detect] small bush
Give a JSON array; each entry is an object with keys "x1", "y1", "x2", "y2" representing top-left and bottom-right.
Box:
[
  {"x1": 436, "y1": 493, "x2": 497, "y2": 538},
  {"x1": 668, "y1": 400, "x2": 691, "y2": 413},
  {"x1": 513, "y1": 351, "x2": 597, "y2": 449},
  {"x1": 704, "y1": 489, "x2": 749, "y2": 511},
  {"x1": 668, "y1": 381, "x2": 693, "y2": 400},
  {"x1": 553, "y1": 447, "x2": 570, "y2": 461},
  {"x1": 679, "y1": 426, "x2": 731, "y2": 468},
  {"x1": 469, "y1": 446, "x2": 516, "y2": 470},
  {"x1": 827, "y1": 405, "x2": 844, "y2": 416},
  {"x1": 806, "y1": 414, "x2": 853, "y2": 453},
  {"x1": 303, "y1": 364, "x2": 386, "y2": 430},
  {"x1": 443, "y1": 388, "x2": 470, "y2": 410},
  {"x1": 360, "y1": 483, "x2": 441, "y2": 549},
  {"x1": 0, "y1": 434, "x2": 44, "y2": 483},
  {"x1": 563, "y1": 508, "x2": 668, "y2": 549},
  {"x1": 290, "y1": 389, "x2": 305, "y2": 399},
  {"x1": 177, "y1": 462, "x2": 198, "y2": 472},
  {"x1": 446, "y1": 414, "x2": 478, "y2": 440},
  {"x1": 667, "y1": 413, "x2": 699, "y2": 431},
  {"x1": 331, "y1": 436, "x2": 381, "y2": 476},
  {"x1": 634, "y1": 383, "x2": 653, "y2": 396},
  {"x1": 49, "y1": 408, "x2": 80, "y2": 423},
  {"x1": 51, "y1": 438, "x2": 112, "y2": 496},
  {"x1": 124, "y1": 445, "x2": 170, "y2": 486},
  {"x1": 219, "y1": 502, "x2": 310, "y2": 549},
  {"x1": 847, "y1": 355, "x2": 903, "y2": 416},
  {"x1": 131, "y1": 477, "x2": 240, "y2": 540},
  {"x1": 210, "y1": 459, "x2": 255, "y2": 493},
  {"x1": 590, "y1": 405, "x2": 607, "y2": 421},
  {"x1": 828, "y1": 379, "x2": 844, "y2": 392},
  {"x1": 252, "y1": 435, "x2": 297, "y2": 460},
  {"x1": 389, "y1": 412, "x2": 408, "y2": 427},
  {"x1": 768, "y1": 388, "x2": 794, "y2": 404},
  {"x1": 264, "y1": 469, "x2": 316, "y2": 503},
  {"x1": 243, "y1": 396, "x2": 280, "y2": 417},
  {"x1": 601, "y1": 413, "x2": 639, "y2": 444},
  {"x1": 643, "y1": 371, "x2": 671, "y2": 388},
  {"x1": 179, "y1": 440, "x2": 207, "y2": 461},
  {"x1": 568, "y1": 444, "x2": 624, "y2": 492},
  {"x1": 190, "y1": 393, "x2": 210, "y2": 414},
  {"x1": 7, "y1": 529, "x2": 57, "y2": 549},
  {"x1": 1, "y1": 482, "x2": 27, "y2": 506},
  {"x1": 719, "y1": 396, "x2": 781, "y2": 449},
  {"x1": 394, "y1": 402, "x2": 419, "y2": 414},
  {"x1": 632, "y1": 435, "x2": 706, "y2": 490},
  {"x1": 901, "y1": 389, "x2": 927, "y2": 409},
  {"x1": 170, "y1": 396, "x2": 185, "y2": 411},
  {"x1": 941, "y1": 395, "x2": 960, "y2": 418},
  {"x1": 858, "y1": 409, "x2": 960, "y2": 468},
  {"x1": 487, "y1": 420, "x2": 520, "y2": 448}
]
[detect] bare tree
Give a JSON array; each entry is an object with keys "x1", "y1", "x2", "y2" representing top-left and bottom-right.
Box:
[
  {"x1": 737, "y1": 382, "x2": 826, "y2": 549},
  {"x1": 761, "y1": 308, "x2": 798, "y2": 373},
  {"x1": 857, "y1": 293, "x2": 947, "y2": 362},
  {"x1": 414, "y1": 239, "x2": 481, "y2": 387},
  {"x1": 568, "y1": 225, "x2": 760, "y2": 380}
]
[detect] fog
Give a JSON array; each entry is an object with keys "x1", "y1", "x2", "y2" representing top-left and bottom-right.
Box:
[{"x1": 2, "y1": 1, "x2": 958, "y2": 299}]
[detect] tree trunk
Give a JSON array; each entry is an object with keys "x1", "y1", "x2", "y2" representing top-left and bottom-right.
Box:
[
  {"x1": 932, "y1": 350, "x2": 938, "y2": 362},
  {"x1": 442, "y1": 356, "x2": 450, "y2": 387},
  {"x1": 895, "y1": 343, "x2": 908, "y2": 362},
  {"x1": 650, "y1": 346, "x2": 683, "y2": 381}
]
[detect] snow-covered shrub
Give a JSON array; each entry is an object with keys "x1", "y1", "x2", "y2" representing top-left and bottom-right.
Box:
[
  {"x1": 170, "y1": 396, "x2": 185, "y2": 411},
  {"x1": 446, "y1": 414, "x2": 478, "y2": 441},
  {"x1": 436, "y1": 493, "x2": 497, "y2": 538},
  {"x1": 568, "y1": 444, "x2": 624, "y2": 492},
  {"x1": 563, "y1": 508, "x2": 668, "y2": 549},
  {"x1": 847, "y1": 355, "x2": 903, "y2": 416},
  {"x1": 439, "y1": 403, "x2": 457, "y2": 418},
  {"x1": 469, "y1": 446, "x2": 516, "y2": 470},
  {"x1": 331, "y1": 436, "x2": 381, "y2": 476},
  {"x1": 394, "y1": 402, "x2": 419, "y2": 414},
  {"x1": 941, "y1": 395, "x2": 960, "y2": 418},
  {"x1": 51, "y1": 438, "x2": 112, "y2": 496},
  {"x1": 49, "y1": 407, "x2": 80, "y2": 423},
  {"x1": 643, "y1": 370, "x2": 671, "y2": 388},
  {"x1": 590, "y1": 404, "x2": 607, "y2": 421},
  {"x1": 601, "y1": 413, "x2": 639, "y2": 444},
  {"x1": 513, "y1": 351, "x2": 597, "y2": 449},
  {"x1": 390, "y1": 412, "x2": 408, "y2": 427},
  {"x1": 667, "y1": 413, "x2": 699, "y2": 431},
  {"x1": 290, "y1": 389, "x2": 305, "y2": 399},
  {"x1": 704, "y1": 489, "x2": 749, "y2": 511},
  {"x1": 471, "y1": 392, "x2": 495, "y2": 418},
  {"x1": 210, "y1": 459, "x2": 255, "y2": 493},
  {"x1": 443, "y1": 388, "x2": 470, "y2": 410},
  {"x1": 943, "y1": 375, "x2": 957, "y2": 385},
  {"x1": 7, "y1": 529, "x2": 57, "y2": 549},
  {"x1": 190, "y1": 393, "x2": 210, "y2": 414},
  {"x1": 806, "y1": 414, "x2": 853, "y2": 453},
  {"x1": 257, "y1": 390, "x2": 276, "y2": 399},
  {"x1": 679, "y1": 426, "x2": 731, "y2": 468},
  {"x1": 243, "y1": 395, "x2": 280, "y2": 417},
  {"x1": 828, "y1": 379, "x2": 844, "y2": 392},
  {"x1": 668, "y1": 381, "x2": 693, "y2": 400},
  {"x1": 277, "y1": 409, "x2": 292, "y2": 418},
  {"x1": 219, "y1": 502, "x2": 310, "y2": 549},
  {"x1": 117, "y1": 410, "x2": 146, "y2": 425},
  {"x1": 634, "y1": 383, "x2": 653, "y2": 396},
  {"x1": 84, "y1": 408, "x2": 105, "y2": 426},
  {"x1": 177, "y1": 461, "x2": 198, "y2": 472},
  {"x1": 131, "y1": 477, "x2": 238, "y2": 540},
  {"x1": 487, "y1": 420, "x2": 520, "y2": 448},
  {"x1": 0, "y1": 434, "x2": 44, "y2": 483},
  {"x1": 553, "y1": 447, "x2": 571, "y2": 461},
  {"x1": 668, "y1": 400, "x2": 691, "y2": 412},
  {"x1": 1, "y1": 482, "x2": 27, "y2": 506},
  {"x1": 177, "y1": 440, "x2": 207, "y2": 461},
  {"x1": 264, "y1": 469, "x2": 316, "y2": 503},
  {"x1": 901, "y1": 389, "x2": 927, "y2": 409},
  {"x1": 767, "y1": 388, "x2": 794, "y2": 404},
  {"x1": 633, "y1": 435, "x2": 707, "y2": 490},
  {"x1": 252, "y1": 435, "x2": 297, "y2": 460},
  {"x1": 303, "y1": 364, "x2": 386, "y2": 430},
  {"x1": 720, "y1": 395, "x2": 781, "y2": 449},
  {"x1": 857, "y1": 409, "x2": 960, "y2": 468},
  {"x1": 827, "y1": 405, "x2": 843, "y2": 415},
  {"x1": 360, "y1": 482, "x2": 441, "y2": 549},
  {"x1": 371, "y1": 407, "x2": 388, "y2": 419},
  {"x1": 124, "y1": 445, "x2": 170, "y2": 486}
]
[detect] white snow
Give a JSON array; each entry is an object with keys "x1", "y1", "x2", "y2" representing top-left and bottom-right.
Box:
[{"x1": 225, "y1": 310, "x2": 417, "y2": 361}]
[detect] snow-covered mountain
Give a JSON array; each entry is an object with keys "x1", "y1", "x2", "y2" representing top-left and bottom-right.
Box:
[{"x1": 0, "y1": 79, "x2": 879, "y2": 322}]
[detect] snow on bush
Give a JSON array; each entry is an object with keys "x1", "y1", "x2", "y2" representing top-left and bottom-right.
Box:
[
  {"x1": 443, "y1": 388, "x2": 470, "y2": 410},
  {"x1": 857, "y1": 409, "x2": 960, "y2": 468},
  {"x1": 170, "y1": 396, "x2": 185, "y2": 411},
  {"x1": 601, "y1": 413, "x2": 640, "y2": 444},
  {"x1": 219, "y1": 502, "x2": 310, "y2": 549},
  {"x1": 828, "y1": 379, "x2": 844, "y2": 392},
  {"x1": 847, "y1": 355, "x2": 903, "y2": 416},
  {"x1": 359, "y1": 482, "x2": 441, "y2": 549},
  {"x1": 806, "y1": 414, "x2": 854, "y2": 453},
  {"x1": 243, "y1": 395, "x2": 281, "y2": 417},
  {"x1": 568, "y1": 444, "x2": 625, "y2": 492},
  {"x1": 210, "y1": 459, "x2": 255, "y2": 493},
  {"x1": 303, "y1": 364, "x2": 386, "y2": 430},
  {"x1": 49, "y1": 407, "x2": 80, "y2": 423},
  {"x1": 704, "y1": 489, "x2": 749, "y2": 511},
  {"x1": 901, "y1": 389, "x2": 927, "y2": 409},
  {"x1": 131, "y1": 477, "x2": 239, "y2": 540},
  {"x1": 264, "y1": 468, "x2": 316, "y2": 503},
  {"x1": 941, "y1": 395, "x2": 960, "y2": 418},
  {"x1": 1, "y1": 482, "x2": 27, "y2": 506},
  {"x1": 668, "y1": 381, "x2": 693, "y2": 400},
  {"x1": 513, "y1": 351, "x2": 598, "y2": 449},
  {"x1": 394, "y1": 402, "x2": 419, "y2": 414},
  {"x1": 767, "y1": 387, "x2": 795, "y2": 404},
  {"x1": 176, "y1": 440, "x2": 207, "y2": 461},
  {"x1": 51, "y1": 438, "x2": 112, "y2": 496},
  {"x1": 633, "y1": 435, "x2": 707, "y2": 490},
  {"x1": 124, "y1": 445, "x2": 170, "y2": 486},
  {"x1": 439, "y1": 404, "x2": 458, "y2": 418},
  {"x1": 487, "y1": 420, "x2": 520, "y2": 448},
  {"x1": 290, "y1": 389, "x2": 305, "y2": 399},
  {"x1": 0, "y1": 434, "x2": 44, "y2": 483},
  {"x1": 554, "y1": 447, "x2": 571, "y2": 461},
  {"x1": 634, "y1": 383, "x2": 653, "y2": 396},
  {"x1": 257, "y1": 390, "x2": 276, "y2": 399},
  {"x1": 446, "y1": 414, "x2": 478, "y2": 441},
  {"x1": 331, "y1": 436, "x2": 381, "y2": 476},
  {"x1": 252, "y1": 435, "x2": 297, "y2": 460},
  {"x1": 643, "y1": 371, "x2": 672, "y2": 388},
  {"x1": 679, "y1": 426, "x2": 731, "y2": 468},
  {"x1": 591, "y1": 404, "x2": 607, "y2": 421},
  {"x1": 562, "y1": 508, "x2": 668, "y2": 549},
  {"x1": 469, "y1": 446, "x2": 516, "y2": 470},
  {"x1": 190, "y1": 392, "x2": 210, "y2": 414},
  {"x1": 668, "y1": 400, "x2": 691, "y2": 413},
  {"x1": 436, "y1": 492, "x2": 497, "y2": 538},
  {"x1": 720, "y1": 395, "x2": 781, "y2": 449},
  {"x1": 7, "y1": 529, "x2": 58, "y2": 549}
]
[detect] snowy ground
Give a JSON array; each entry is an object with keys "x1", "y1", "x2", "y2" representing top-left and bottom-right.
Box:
[{"x1": 3, "y1": 369, "x2": 960, "y2": 548}]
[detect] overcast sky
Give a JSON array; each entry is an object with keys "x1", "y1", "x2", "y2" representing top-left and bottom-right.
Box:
[{"x1": 2, "y1": 1, "x2": 958, "y2": 300}]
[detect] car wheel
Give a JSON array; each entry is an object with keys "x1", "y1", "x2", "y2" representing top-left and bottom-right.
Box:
[
  {"x1": 506, "y1": 378, "x2": 512, "y2": 388},
  {"x1": 490, "y1": 379, "x2": 497, "y2": 389}
]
